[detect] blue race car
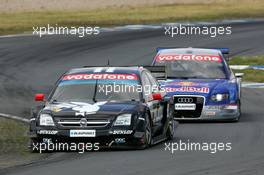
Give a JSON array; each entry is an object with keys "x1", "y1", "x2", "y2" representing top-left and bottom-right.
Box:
[{"x1": 151, "y1": 47, "x2": 243, "y2": 121}]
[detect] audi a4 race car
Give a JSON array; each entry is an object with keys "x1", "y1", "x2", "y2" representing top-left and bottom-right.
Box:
[
  {"x1": 151, "y1": 47, "x2": 243, "y2": 121},
  {"x1": 29, "y1": 66, "x2": 175, "y2": 151}
]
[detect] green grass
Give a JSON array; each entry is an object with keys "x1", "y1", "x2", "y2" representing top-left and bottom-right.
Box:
[
  {"x1": 230, "y1": 56, "x2": 264, "y2": 65},
  {"x1": 230, "y1": 56, "x2": 264, "y2": 82},
  {"x1": 1, "y1": 1, "x2": 264, "y2": 35},
  {"x1": 0, "y1": 118, "x2": 43, "y2": 168},
  {"x1": 233, "y1": 69, "x2": 264, "y2": 83}
]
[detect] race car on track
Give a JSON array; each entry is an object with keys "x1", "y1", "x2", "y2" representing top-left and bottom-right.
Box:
[
  {"x1": 29, "y1": 66, "x2": 175, "y2": 151},
  {"x1": 151, "y1": 47, "x2": 243, "y2": 121}
]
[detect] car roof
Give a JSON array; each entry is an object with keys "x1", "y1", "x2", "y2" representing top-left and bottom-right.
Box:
[
  {"x1": 66, "y1": 66, "x2": 144, "y2": 75},
  {"x1": 158, "y1": 48, "x2": 221, "y2": 56}
]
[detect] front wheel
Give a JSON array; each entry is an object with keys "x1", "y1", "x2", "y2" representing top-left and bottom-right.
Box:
[
  {"x1": 234, "y1": 100, "x2": 242, "y2": 122},
  {"x1": 142, "y1": 114, "x2": 152, "y2": 148},
  {"x1": 166, "y1": 119, "x2": 174, "y2": 140}
]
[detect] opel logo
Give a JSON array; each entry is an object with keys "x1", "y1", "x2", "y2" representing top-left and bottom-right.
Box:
[
  {"x1": 178, "y1": 97, "x2": 193, "y2": 103},
  {"x1": 80, "y1": 118, "x2": 88, "y2": 127}
]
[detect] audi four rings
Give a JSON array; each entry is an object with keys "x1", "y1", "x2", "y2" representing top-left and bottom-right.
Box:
[{"x1": 177, "y1": 97, "x2": 194, "y2": 103}]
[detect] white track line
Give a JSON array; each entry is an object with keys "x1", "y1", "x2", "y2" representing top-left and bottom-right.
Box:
[{"x1": 0, "y1": 113, "x2": 29, "y2": 123}]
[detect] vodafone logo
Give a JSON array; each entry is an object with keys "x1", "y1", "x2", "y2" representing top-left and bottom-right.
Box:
[
  {"x1": 63, "y1": 73, "x2": 138, "y2": 81},
  {"x1": 156, "y1": 54, "x2": 222, "y2": 62}
]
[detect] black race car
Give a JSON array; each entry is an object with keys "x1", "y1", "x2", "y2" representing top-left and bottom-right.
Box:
[{"x1": 29, "y1": 66, "x2": 175, "y2": 151}]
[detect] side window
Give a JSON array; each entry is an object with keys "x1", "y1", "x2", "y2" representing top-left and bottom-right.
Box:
[
  {"x1": 146, "y1": 71, "x2": 158, "y2": 85},
  {"x1": 141, "y1": 72, "x2": 153, "y2": 100},
  {"x1": 145, "y1": 71, "x2": 159, "y2": 93},
  {"x1": 222, "y1": 55, "x2": 231, "y2": 79}
]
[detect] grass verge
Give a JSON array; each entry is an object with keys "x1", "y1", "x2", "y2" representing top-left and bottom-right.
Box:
[
  {"x1": 1, "y1": 1, "x2": 264, "y2": 35},
  {"x1": 230, "y1": 56, "x2": 264, "y2": 83},
  {"x1": 0, "y1": 118, "x2": 43, "y2": 169}
]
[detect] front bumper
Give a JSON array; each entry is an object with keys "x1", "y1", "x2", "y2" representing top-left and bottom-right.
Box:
[
  {"x1": 29, "y1": 127, "x2": 146, "y2": 149},
  {"x1": 174, "y1": 104, "x2": 240, "y2": 121}
]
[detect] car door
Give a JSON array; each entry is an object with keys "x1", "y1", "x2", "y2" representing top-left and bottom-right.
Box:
[
  {"x1": 141, "y1": 71, "x2": 158, "y2": 126},
  {"x1": 145, "y1": 71, "x2": 164, "y2": 125}
]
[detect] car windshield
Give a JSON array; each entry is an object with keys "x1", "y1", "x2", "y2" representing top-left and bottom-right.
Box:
[
  {"x1": 154, "y1": 54, "x2": 227, "y2": 79},
  {"x1": 50, "y1": 73, "x2": 140, "y2": 103}
]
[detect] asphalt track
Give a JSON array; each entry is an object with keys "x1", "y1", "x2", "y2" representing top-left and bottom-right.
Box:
[{"x1": 1, "y1": 21, "x2": 264, "y2": 175}]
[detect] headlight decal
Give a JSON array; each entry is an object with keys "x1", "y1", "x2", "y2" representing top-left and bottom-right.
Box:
[
  {"x1": 211, "y1": 93, "x2": 229, "y2": 102},
  {"x1": 113, "y1": 114, "x2": 132, "y2": 126},
  {"x1": 39, "y1": 114, "x2": 55, "y2": 126}
]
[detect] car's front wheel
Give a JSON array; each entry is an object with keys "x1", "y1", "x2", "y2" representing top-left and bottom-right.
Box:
[
  {"x1": 234, "y1": 100, "x2": 242, "y2": 122},
  {"x1": 142, "y1": 114, "x2": 152, "y2": 148},
  {"x1": 166, "y1": 119, "x2": 174, "y2": 140}
]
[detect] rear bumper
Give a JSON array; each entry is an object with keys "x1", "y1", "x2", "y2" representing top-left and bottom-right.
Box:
[{"x1": 174, "y1": 104, "x2": 240, "y2": 121}]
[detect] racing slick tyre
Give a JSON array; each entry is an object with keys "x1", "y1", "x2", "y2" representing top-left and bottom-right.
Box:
[
  {"x1": 233, "y1": 100, "x2": 242, "y2": 122},
  {"x1": 142, "y1": 113, "x2": 152, "y2": 149},
  {"x1": 166, "y1": 104, "x2": 174, "y2": 140},
  {"x1": 166, "y1": 119, "x2": 174, "y2": 141}
]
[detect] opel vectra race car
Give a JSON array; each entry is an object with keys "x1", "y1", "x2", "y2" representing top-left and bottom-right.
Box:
[
  {"x1": 29, "y1": 66, "x2": 175, "y2": 151},
  {"x1": 152, "y1": 48, "x2": 242, "y2": 121}
]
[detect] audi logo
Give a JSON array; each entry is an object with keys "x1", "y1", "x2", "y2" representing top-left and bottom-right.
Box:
[{"x1": 177, "y1": 97, "x2": 193, "y2": 103}]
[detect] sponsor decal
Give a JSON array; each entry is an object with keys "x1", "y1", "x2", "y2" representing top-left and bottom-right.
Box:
[
  {"x1": 70, "y1": 130, "x2": 96, "y2": 137},
  {"x1": 62, "y1": 73, "x2": 138, "y2": 81},
  {"x1": 71, "y1": 102, "x2": 100, "y2": 116},
  {"x1": 175, "y1": 103, "x2": 196, "y2": 110},
  {"x1": 111, "y1": 130, "x2": 133, "y2": 135},
  {"x1": 37, "y1": 130, "x2": 58, "y2": 135},
  {"x1": 204, "y1": 111, "x2": 216, "y2": 116},
  {"x1": 46, "y1": 102, "x2": 106, "y2": 116},
  {"x1": 165, "y1": 87, "x2": 209, "y2": 93},
  {"x1": 115, "y1": 138, "x2": 126, "y2": 144},
  {"x1": 224, "y1": 105, "x2": 238, "y2": 110},
  {"x1": 156, "y1": 54, "x2": 222, "y2": 62}
]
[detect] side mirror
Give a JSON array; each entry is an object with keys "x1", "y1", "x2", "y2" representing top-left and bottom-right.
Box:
[
  {"x1": 235, "y1": 73, "x2": 244, "y2": 78},
  {"x1": 35, "y1": 93, "x2": 45, "y2": 101},
  {"x1": 152, "y1": 93, "x2": 162, "y2": 101}
]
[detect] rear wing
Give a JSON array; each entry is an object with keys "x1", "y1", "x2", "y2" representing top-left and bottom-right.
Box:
[
  {"x1": 156, "y1": 47, "x2": 230, "y2": 60},
  {"x1": 144, "y1": 66, "x2": 167, "y2": 80}
]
